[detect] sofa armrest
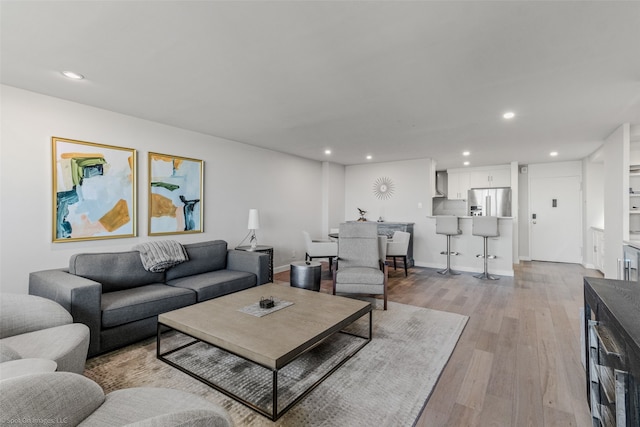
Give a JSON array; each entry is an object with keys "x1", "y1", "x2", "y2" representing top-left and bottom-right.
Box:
[
  {"x1": 226, "y1": 250, "x2": 269, "y2": 285},
  {"x1": 29, "y1": 269, "x2": 102, "y2": 356}
]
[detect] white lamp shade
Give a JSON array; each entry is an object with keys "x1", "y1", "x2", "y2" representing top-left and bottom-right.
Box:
[{"x1": 247, "y1": 209, "x2": 260, "y2": 230}]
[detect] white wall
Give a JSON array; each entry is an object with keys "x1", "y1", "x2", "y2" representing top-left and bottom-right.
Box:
[
  {"x1": 510, "y1": 161, "x2": 519, "y2": 263},
  {"x1": 0, "y1": 85, "x2": 325, "y2": 294},
  {"x1": 603, "y1": 123, "x2": 630, "y2": 278},
  {"x1": 518, "y1": 165, "x2": 530, "y2": 260},
  {"x1": 344, "y1": 158, "x2": 433, "y2": 264},
  {"x1": 582, "y1": 154, "x2": 604, "y2": 269},
  {"x1": 322, "y1": 161, "x2": 346, "y2": 236}
]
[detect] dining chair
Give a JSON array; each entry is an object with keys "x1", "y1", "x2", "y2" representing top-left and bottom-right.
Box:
[
  {"x1": 386, "y1": 231, "x2": 410, "y2": 276},
  {"x1": 302, "y1": 231, "x2": 338, "y2": 272}
]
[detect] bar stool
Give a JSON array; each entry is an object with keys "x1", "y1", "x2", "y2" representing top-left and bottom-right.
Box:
[
  {"x1": 436, "y1": 216, "x2": 461, "y2": 275},
  {"x1": 472, "y1": 216, "x2": 500, "y2": 280}
]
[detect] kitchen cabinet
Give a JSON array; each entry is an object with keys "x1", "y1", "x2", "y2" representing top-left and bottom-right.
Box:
[
  {"x1": 592, "y1": 228, "x2": 605, "y2": 273},
  {"x1": 447, "y1": 171, "x2": 470, "y2": 200},
  {"x1": 470, "y1": 167, "x2": 511, "y2": 188},
  {"x1": 622, "y1": 244, "x2": 639, "y2": 282},
  {"x1": 630, "y1": 167, "x2": 640, "y2": 238},
  {"x1": 448, "y1": 165, "x2": 511, "y2": 201}
]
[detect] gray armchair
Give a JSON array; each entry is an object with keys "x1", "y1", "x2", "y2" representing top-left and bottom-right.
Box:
[
  {"x1": 0, "y1": 372, "x2": 233, "y2": 427},
  {"x1": 0, "y1": 293, "x2": 89, "y2": 374},
  {"x1": 332, "y1": 222, "x2": 388, "y2": 310}
]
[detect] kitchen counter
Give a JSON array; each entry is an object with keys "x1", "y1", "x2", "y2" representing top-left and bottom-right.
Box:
[
  {"x1": 423, "y1": 216, "x2": 513, "y2": 276},
  {"x1": 585, "y1": 277, "x2": 640, "y2": 357},
  {"x1": 625, "y1": 240, "x2": 640, "y2": 250},
  {"x1": 427, "y1": 216, "x2": 513, "y2": 219},
  {"x1": 583, "y1": 276, "x2": 640, "y2": 425}
]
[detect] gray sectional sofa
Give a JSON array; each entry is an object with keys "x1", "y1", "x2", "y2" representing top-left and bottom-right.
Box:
[{"x1": 29, "y1": 240, "x2": 269, "y2": 357}]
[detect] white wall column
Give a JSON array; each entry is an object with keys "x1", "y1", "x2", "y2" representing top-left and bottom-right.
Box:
[{"x1": 603, "y1": 123, "x2": 630, "y2": 278}]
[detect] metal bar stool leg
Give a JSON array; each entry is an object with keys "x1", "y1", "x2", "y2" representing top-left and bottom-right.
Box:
[
  {"x1": 438, "y1": 235, "x2": 460, "y2": 275},
  {"x1": 473, "y1": 236, "x2": 499, "y2": 280}
]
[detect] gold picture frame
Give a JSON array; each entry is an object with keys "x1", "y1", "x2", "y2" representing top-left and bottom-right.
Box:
[
  {"x1": 52, "y1": 137, "x2": 137, "y2": 242},
  {"x1": 148, "y1": 152, "x2": 203, "y2": 235}
]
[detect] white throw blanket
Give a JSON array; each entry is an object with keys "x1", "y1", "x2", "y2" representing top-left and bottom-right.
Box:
[{"x1": 133, "y1": 240, "x2": 189, "y2": 272}]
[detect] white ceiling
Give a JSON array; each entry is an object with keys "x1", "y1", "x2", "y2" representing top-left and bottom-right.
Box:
[{"x1": 2, "y1": 1, "x2": 639, "y2": 169}]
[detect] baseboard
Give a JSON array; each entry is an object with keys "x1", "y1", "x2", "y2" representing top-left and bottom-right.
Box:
[
  {"x1": 274, "y1": 264, "x2": 292, "y2": 274},
  {"x1": 519, "y1": 256, "x2": 532, "y2": 261},
  {"x1": 413, "y1": 261, "x2": 514, "y2": 277},
  {"x1": 279, "y1": 260, "x2": 516, "y2": 277}
]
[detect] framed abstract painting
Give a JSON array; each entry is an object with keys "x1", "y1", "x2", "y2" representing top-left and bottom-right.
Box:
[
  {"x1": 148, "y1": 152, "x2": 203, "y2": 235},
  {"x1": 52, "y1": 137, "x2": 137, "y2": 242}
]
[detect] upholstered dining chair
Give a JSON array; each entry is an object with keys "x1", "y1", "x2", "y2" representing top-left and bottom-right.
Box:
[
  {"x1": 333, "y1": 222, "x2": 388, "y2": 310},
  {"x1": 328, "y1": 228, "x2": 340, "y2": 241},
  {"x1": 303, "y1": 231, "x2": 338, "y2": 272},
  {"x1": 386, "y1": 231, "x2": 411, "y2": 276}
]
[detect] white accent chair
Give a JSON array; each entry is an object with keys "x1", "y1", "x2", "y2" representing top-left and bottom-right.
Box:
[
  {"x1": 0, "y1": 293, "x2": 89, "y2": 374},
  {"x1": 303, "y1": 231, "x2": 338, "y2": 272},
  {"x1": 0, "y1": 371, "x2": 233, "y2": 427},
  {"x1": 386, "y1": 231, "x2": 411, "y2": 276}
]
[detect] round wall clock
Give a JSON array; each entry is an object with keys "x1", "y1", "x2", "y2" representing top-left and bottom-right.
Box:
[{"x1": 373, "y1": 176, "x2": 395, "y2": 200}]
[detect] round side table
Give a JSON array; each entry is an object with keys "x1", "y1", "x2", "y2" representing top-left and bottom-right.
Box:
[{"x1": 290, "y1": 261, "x2": 322, "y2": 291}]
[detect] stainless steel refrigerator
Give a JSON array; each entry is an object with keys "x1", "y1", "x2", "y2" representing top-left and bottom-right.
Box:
[{"x1": 468, "y1": 188, "x2": 512, "y2": 217}]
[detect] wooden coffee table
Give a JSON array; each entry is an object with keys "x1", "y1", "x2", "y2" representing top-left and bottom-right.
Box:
[{"x1": 157, "y1": 283, "x2": 372, "y2": 420}]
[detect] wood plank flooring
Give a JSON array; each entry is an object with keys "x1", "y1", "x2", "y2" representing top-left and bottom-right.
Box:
[{"x1": 274, "y1": 260, "x2": 599, "y2": 426}]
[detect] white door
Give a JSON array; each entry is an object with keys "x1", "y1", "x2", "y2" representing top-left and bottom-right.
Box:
[{"x1": 530, "y1": 175, "x2": 582, "y2": 263}]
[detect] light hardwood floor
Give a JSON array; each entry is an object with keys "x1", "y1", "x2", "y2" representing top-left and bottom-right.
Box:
[{"x1": 274, "y1": 260, "x2": 600, "y2": 426}]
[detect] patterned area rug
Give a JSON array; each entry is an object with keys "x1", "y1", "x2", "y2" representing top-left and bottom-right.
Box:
[{"x1": 84, "y1": 301, "x2": 467, "y2": 426}]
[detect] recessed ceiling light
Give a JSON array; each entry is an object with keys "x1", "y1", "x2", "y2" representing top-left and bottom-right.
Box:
[
  {"x1": 550, "y1": 151, "x2": 558, "y2": 157},
  {"x1": 503, "y1": 111, "x2": 515, "y2": 119},
  {"x1": 324, "y1": 149, "x2": 331, "y2": 155},
  {"x1": 462, "y1": 151, "x2": 470, "y2": 156},
  {"x1": 61, "y1": 71, "x2": 84, "y2": 80},
  {"x1": 366, "y1": 155, "x2": 372, "y2": 160},
  {"x1": 463, "y1": 161, "x2": 470, "y2": 166}
]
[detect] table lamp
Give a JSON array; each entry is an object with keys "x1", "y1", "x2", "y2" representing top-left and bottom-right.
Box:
[{"x1": 247, "y1": 209, "x2": 260, "y2": 250}]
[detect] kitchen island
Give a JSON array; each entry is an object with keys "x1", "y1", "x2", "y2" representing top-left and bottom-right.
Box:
[{"x1": 423, "y1": 216, "x2": 514, "y2": 277}]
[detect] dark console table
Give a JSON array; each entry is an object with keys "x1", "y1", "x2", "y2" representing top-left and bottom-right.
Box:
[{"x1": 583, "y1": 276, "x2": 640, "y2": 426}]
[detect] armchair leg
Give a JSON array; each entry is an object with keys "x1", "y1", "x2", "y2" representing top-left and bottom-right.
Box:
[
  {"x1": 403, "y1": 256, "x2": 407, "y2": 277},
  {"x1": 383, "y1": 264, "x2": 388, "y2": 311},
  {"x1": 332, "y1": 270, "x2": 337, "y2": 296},
  {"x1": 393, "y1": 256, "x2": 397, "y2": 270}
]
